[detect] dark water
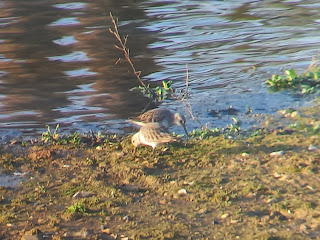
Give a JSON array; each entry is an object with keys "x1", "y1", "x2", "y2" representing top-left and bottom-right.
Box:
[{"x1": 1, "y1": 0, "x2": 320, "y2": 138}]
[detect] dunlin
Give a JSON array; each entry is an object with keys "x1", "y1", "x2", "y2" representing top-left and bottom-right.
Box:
[
  {"x1": 134, "y1": 108, "x2": 188, "y2": 136},
  {"x1": 131, "y1": 122, "x2": 176, "y2": 152}
]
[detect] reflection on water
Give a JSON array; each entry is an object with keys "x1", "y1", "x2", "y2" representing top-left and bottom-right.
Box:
[
  {"x1": 0, "y1": 0, "x2": 156, "y2": 137},
  {"x1": 0, "y1": 0, "x2": 320, "y2": 138}
]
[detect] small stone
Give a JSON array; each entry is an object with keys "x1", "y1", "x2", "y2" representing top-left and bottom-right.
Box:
[
  {"x1": 182, "y1": 181, "x2": 194, "y2": 186},
  {"x1": 72, "y1": 191, "x2": 93, "y2": 198},
  {"x1": 178, "y1": 188, "x2": 187, "y2": 196},
  {"x1": 270, "y1": 150, "x2": 285, "y2": 157},
  {"x1": 230, "y1": 219, "x2": 240, "y2": 224},
  {"x1": 308, "y1": 144, "x2": 319, "y2": 151},
  {"x1": 220, "y1": 213, "x2": 229, "y2": 219},
  {"x1": 266, "y1": 198, "x2": 278, "y2": 204},
  {"x1": 241, "y1": 152, "x2": 249, "y2": 157}
]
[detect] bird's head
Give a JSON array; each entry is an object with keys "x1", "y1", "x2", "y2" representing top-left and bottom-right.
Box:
[{"x1": 131, "y1": 133, "x2": 140, "y2": 148}]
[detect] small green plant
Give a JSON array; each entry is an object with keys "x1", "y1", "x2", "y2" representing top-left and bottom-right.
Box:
[
  {"x1": 249, "y1": 128, "x2": 266, "y2": 137},
  {"x1": 266, "y1": 67, "x2": 320, "y2": 94},
  {"x1": 69, "y1": 132, "x2": 82, "y2": 147},
  {"x1": 134, "y1": 80, "x2": 174, "y2": 101},
  {"x1": 155, "y1": 80, "x2": 174, "y2": 100},
  {"x1": 66, "y1": 202, "x2": 87, "y2": 214},
  {"x1": 41, "y1": 124, "x2": 60, "y2": 143},
  {"x1": 189, "y1": 127, "x2": 220, "y2": 140}
]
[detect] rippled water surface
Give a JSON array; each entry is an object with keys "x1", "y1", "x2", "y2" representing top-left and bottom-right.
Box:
[{"x1": 1, "y1": 0, "x2": 320, "y2": 138}]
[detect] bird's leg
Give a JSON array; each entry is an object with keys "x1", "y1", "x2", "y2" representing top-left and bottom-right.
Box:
[{"x1": 133, "y1": 146, "x2": 137, "y2": 155}]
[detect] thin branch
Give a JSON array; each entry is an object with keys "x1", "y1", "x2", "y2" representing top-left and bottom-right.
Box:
[
  {"x1": 108, "y1": 12, "x2": 157, "y2": 100},
  {"x1": 180, "y1": 64, "x2": 200, "y2": 124}
]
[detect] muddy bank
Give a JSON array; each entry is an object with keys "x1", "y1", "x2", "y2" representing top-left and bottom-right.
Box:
[{"x1": 1, "y1": 106, "x2": 320, "y2": 240}]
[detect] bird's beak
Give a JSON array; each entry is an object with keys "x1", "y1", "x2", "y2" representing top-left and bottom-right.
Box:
[{"x1": 182, "y1": 124, "x2": 189, "y2": 138}]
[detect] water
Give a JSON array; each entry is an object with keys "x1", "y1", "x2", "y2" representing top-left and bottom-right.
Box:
[{"x1": 0, "y1": 0, "x2": 320, "y2": 139}]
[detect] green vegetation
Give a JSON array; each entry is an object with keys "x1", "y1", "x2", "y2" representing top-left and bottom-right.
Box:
[
  {"x1": 133, "y1": 80, "x2": 174, "y2": 101},
  {"x1": 41, "y1": 124, "x2": 60, "y2": 143},
  {"x1": 1, "y1": 105, "x2": 320, "y2": 239},
  {"x1": 266, "y1": 67, "x2": 320, "y2": 93}
]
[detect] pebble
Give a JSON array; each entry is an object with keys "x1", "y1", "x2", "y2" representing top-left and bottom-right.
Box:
[
  {"x1": 269, "y1": 150, "x2": 285, "y2": 157},
  {"x1": 230, "y1": 219, "x2": 240, "y2": 224},
  {"x1": 182, "y1": 181, "x2": 194, "y2": 186},
  {"x1": 220, "y1": 213, "x2": 229, "y2": 219},
  {"x1": 308, "y1": 144, "x2": 319, "y2": 151},
  {"x1": 266, "y1": 198, "x2": 278, "y2": 204},
  {"x1": 241, "y1": 152, "x2": 249, "y2": 157},
  {"x1": 72, "y1": 191, "x2": 93, "y2": 198},
  {"x1": 178, "y1": 188, "x2": 187, "y2": 196}
]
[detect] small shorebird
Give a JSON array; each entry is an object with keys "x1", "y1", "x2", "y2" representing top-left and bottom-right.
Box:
[
  {"x1": 131, "y1": 122, "x2": 176, "y2": 153},
  {"x1": 133, "y1": 108, "x2": 188, "y2": 136}
]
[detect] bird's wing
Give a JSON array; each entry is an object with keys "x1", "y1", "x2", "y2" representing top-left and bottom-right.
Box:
[
  {"x1": 143, "y1": 124, "x2": 176, "y2": 144},
  {"x1": 139, "y1": 108, "x2": 172, "y2": 122}
]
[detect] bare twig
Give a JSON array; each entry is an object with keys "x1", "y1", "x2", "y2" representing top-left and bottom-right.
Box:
[
  {"x1": 180, "y1": 64, "x2": 200, "y2": 124},
  {"x1": 108, "y1": 12, "x2": 157, "y2": 100}
]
